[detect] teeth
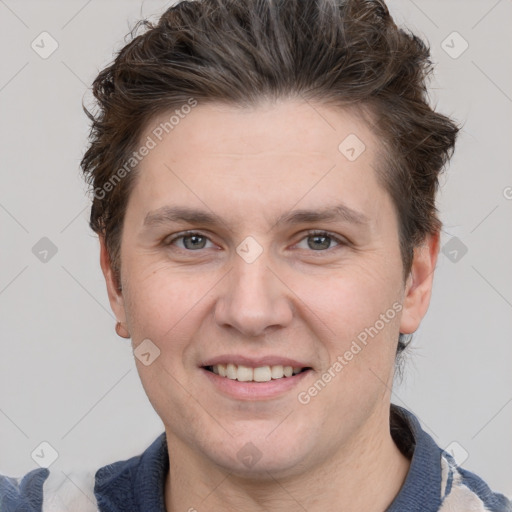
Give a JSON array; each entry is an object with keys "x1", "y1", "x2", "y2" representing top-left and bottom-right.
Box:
[
  {"x1": 209, "y1": 363, "x2": 305, "y2": 382},
  {"x1": 271, "y1": 365, "x2": 284, "y2": 379},
  {"x1": 226, "y1": 363, "x2": 237, "y2": 379},
  {"x1": 237, "y1": 365, "x2": 253, "y2": 382},
  {"x1": 253, "y1": 366, "x2": 272, "y2": 382}
]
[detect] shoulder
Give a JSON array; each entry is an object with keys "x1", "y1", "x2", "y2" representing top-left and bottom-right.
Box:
[
  {"x1": 0, "y1": 468, "x2": 97, "y2": 512},
  {"x1": 94, "y1": 432, "x2": 168, "y2": 511},
  {"x1": 389, "y1": 405, "x2": 512, "y2": 512},
  {"x1": 1, "y1": 468, "x2": 48, "y2": 511},
  {"x1": 0, "y1": 433, "x2": 167, "y2": 512},
  {"x1": 439, "y1": 451, "x2": 512, "y2": 512}
]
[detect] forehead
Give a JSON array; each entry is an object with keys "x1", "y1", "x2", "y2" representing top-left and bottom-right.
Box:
[
  {"x1": 127, "y1": 99, "x2": 391, "y2": 232},
  {"x1": 143, "y1": 98, "x2": 376, "y2": 164}
]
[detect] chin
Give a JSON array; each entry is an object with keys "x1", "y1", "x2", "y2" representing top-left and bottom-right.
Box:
[
  {"x1": 203, "y1": 427, "x2": 316, "y2": 479},
  {"x1": 215, "y1": 450, "x2": 307, "y2": 480}
]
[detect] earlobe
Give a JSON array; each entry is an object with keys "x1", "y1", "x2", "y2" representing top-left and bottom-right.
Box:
[
  {"x1": 115, "y1": 321, "x2": 131, "y2": 339},
  {"x1": 399, "y1": 232, "x2": 440, "y2": 335}
]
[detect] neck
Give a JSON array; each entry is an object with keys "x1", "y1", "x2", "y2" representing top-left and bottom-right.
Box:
[{"x1": 164, "y1": 405, "x2": 410, "y2": 512}]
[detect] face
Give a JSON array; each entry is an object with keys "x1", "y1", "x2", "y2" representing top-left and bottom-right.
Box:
[{"x1": 101, "y1": 99, "x2": 437, "y2": 478}]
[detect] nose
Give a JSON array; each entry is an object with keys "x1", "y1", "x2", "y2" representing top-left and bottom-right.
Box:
[{"x1": 214, "y1": 251, "x2": 294, "y2": 338}]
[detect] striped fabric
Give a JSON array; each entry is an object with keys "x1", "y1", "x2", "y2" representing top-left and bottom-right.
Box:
[{"x1": 439, "y1": 451, "x2": 511, "y2": 512}]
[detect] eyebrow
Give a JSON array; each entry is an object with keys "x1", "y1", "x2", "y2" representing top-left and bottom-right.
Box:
[{"x1": 143, "y1": 204, "x2": 370, "y2": 231}]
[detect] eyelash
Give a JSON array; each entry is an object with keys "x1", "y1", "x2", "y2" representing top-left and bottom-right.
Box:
[{"x1": 163, "y1": 230, "x2": 347, "y2": 253}]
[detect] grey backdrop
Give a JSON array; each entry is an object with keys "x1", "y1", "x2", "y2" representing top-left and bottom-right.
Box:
[{"x1": 1, "y1": 0, "x2": 511, "y2": 497}]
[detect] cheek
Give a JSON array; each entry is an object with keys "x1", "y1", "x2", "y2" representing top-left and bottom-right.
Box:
[
  {"x1": 121, "y1": 259, "x2": 191, "y2": 341},
  {"x1": 298, "y1": 258, "x2": 401, "y2": 338},
  {"x1": 121, "y1": 265, "x2": 209, "y2": 415},
  {"x1": 294, "y1": 262, "x2": 403, "y2": 404},
  {"x1": 295, "y1": 270, "x2": 401, "y2": 416}
]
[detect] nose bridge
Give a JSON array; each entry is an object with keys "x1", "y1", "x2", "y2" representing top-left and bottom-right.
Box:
[{"x1": 214, "y1": 245, "x2": 292, "y2": 337}]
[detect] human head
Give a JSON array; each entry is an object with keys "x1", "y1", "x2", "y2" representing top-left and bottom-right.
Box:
[
  {"x1": 81, "y1": 0, "x2": 459, "y2": 360},
  {"x1": 81, "y1": 0, "x2": 461, "y2": 485}
]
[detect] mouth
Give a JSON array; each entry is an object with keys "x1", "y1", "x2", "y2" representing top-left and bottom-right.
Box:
[{"x1": 202, "y1": 363, "x2": 312, "y2": 383}]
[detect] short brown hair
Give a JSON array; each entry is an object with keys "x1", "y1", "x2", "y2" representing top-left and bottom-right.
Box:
[{"x1": 81, "y1": 0, "x2": 460, "y2": 357}]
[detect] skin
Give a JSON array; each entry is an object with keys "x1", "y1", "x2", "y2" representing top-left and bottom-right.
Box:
[{"x1": 100, "y1": 98, "x2": 439, "y2": 512}]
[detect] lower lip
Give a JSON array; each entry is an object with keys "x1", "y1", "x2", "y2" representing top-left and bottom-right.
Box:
[{"x1": 200, "y1": 367, "x2": 312, "y2": 400}]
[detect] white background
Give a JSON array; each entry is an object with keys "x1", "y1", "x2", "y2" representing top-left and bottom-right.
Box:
[{"x1": 0, "y1": 0, "x2": 511, "y2": 499}]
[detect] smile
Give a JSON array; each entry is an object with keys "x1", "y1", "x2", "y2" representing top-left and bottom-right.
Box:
[{"x1": 204, "y1": 363, "x2": 311, "y2": 382}]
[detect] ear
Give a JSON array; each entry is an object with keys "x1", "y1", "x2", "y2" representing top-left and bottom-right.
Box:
[
  {"x1": 99, "y1": 235, "x2": 128, "y2": 329},
  {"x1": 399, "y1": 231, "x2": 440, "y2": 334}
]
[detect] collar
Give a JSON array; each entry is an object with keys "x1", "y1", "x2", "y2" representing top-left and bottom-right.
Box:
[
  {"x1": 93, "y1": 404, "x2": 443, "y2": 512},
  {"x1": 94, "y1": 433, "x2": 168, "y2": 511},
  {"x1": 386, "y1": 404, "x2": 442, "y2": 511}
]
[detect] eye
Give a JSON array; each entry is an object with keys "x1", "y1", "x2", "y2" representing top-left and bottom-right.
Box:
[
  {"x1": 162, "y1": 230, "x2": 346, "y2": 253},
  {"x1": 295, "y1": 230, "x2": 346, "y2": 252},
  {"x1": 164, "y1": 231, "x2": 215, "y2": 251}
]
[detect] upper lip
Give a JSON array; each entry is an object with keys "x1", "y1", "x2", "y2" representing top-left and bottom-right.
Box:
[{"x1": 201, "y1": 355, "x2": 312, "y2": 369}]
